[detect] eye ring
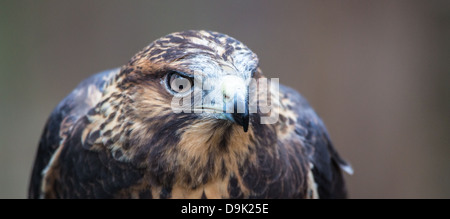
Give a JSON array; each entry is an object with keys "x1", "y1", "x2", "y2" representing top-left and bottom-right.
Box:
[{"x1": 166, "y1": 71, "x2": 194, "y2": 95}]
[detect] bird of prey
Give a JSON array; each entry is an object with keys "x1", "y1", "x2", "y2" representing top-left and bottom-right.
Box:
[{"x1": 29, "y1": 30, "x2": 352, "y2": 199}]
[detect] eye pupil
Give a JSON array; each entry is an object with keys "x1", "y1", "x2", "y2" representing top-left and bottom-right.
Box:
[{"x1": 166, "y1": 72, "x2": 193, "y2": 94}]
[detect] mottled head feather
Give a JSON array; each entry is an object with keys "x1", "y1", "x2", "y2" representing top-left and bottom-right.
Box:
[
  {"x1": 132, "y1": 30, "x2": 257, "y2": 73},
  {"x1": 118, "y1": 30, "x2": 259, "y2": 89}
]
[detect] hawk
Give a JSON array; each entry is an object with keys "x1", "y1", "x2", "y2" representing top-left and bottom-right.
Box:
[{"x1": 29, "y1": 30, "x2": 352, "y2": 199}]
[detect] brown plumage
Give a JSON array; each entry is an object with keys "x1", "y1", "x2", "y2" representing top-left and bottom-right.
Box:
[{"x1": 29, "y1": 30, "x2": 352, "y2": 199}]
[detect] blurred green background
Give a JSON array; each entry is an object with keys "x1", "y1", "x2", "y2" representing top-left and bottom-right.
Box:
[{"x1": 1, "y1": 0, "x2": 449, "y2": 198}]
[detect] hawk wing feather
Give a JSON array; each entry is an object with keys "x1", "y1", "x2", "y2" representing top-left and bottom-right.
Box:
[
  {"x1": 28, "y1": 68, "x2": 120, "y2": 198},
  {"x1": 47, "y1": 116, "x2": 145, "y2": 198},
  {"x1": 280, "y1": 84, "x2": 352, "y2": 198}
]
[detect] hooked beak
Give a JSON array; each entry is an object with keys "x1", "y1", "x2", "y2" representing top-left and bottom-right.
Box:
[
  {"x1": 231, "y1": 94, "x2": 249, "y2": 132},
  {"x1": 221, "y1": 75, "x2": 250, "y2": 132}
]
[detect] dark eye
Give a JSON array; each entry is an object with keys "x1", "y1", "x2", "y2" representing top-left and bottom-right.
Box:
[{"x1": 166, "y1": 72, "x2": 194, "y2": 94}]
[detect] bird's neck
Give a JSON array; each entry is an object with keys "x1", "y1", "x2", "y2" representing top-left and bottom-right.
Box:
[{"x1": 159, "y1": 120, "x2": 256, "y2": 188}]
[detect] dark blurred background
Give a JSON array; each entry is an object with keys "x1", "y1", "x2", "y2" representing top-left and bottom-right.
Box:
[{"x1": 1, "y1": 0, "x2": 449, "y2": 198}]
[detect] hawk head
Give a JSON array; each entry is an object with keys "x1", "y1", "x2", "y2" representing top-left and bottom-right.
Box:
[
  {"x1": 120, "y1": 30, "x2": 259, "y2": 132},
  {"x1": 87, "y1": 30, "x2": 270, "y2": 188}
]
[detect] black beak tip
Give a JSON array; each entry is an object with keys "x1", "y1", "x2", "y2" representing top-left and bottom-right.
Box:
[
  {"x1": 232, "y1": 113, "x2": 250, "y2": 132},
  {"x1": 243, "y1": 115, "x2": 249, "y2": 132}
]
